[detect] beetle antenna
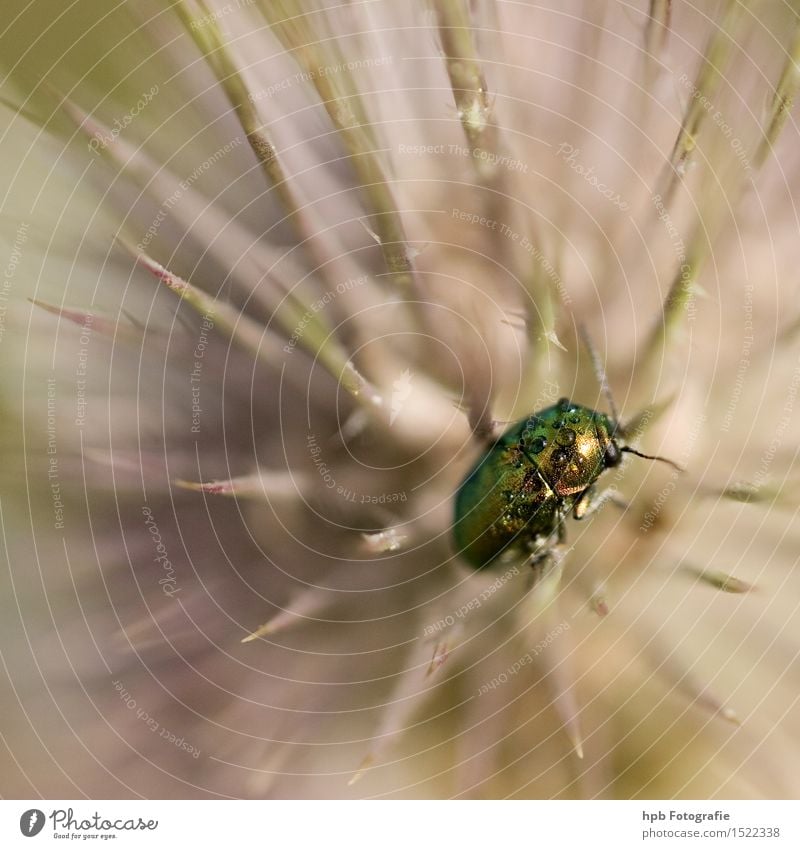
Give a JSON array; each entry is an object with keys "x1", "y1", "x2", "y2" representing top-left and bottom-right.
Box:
[
  {"x1": 578, "y1": 324, "x2": 620, "y2": 429},
  {"x1": 620, "y1": 446, "x2": 684, "y2": 473}
]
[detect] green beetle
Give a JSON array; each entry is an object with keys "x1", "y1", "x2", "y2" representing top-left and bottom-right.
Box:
[{"x1": 453, "y1": 397, "x2": 674, "y2": 569}]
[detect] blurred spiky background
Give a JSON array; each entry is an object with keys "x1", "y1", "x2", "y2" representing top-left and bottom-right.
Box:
[{"x1": 1, "y1": 0, "x2": 800, "y2": 798}]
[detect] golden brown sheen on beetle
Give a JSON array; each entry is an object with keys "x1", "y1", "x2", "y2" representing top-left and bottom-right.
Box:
[{"x1": 453, "y1": 398, "x2": 621, "y2": 568}]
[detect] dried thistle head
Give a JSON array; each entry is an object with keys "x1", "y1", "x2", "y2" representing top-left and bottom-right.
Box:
[{"x1": 2, "y1": 0, "x2": 800, "y2": 798}]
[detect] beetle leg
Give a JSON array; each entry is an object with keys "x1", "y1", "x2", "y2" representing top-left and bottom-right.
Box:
[
  {"x1": 529, "y1": 547, "x2": 551, "y2": 570},
  {"x1": 526, "y1": 523, "x2": 567, "y2": 574},
  {"x1": 573, "y1": 485, "x2": 622, "y2": 520},
  {"x1": 526, "y1": 542, "x2": 568, "y2": 592},
  {"x1": 572, "y1": 487, "x2": 593, "y2": 519},
  {"x1": 527, "y1": 536, "x2": 551, "y2": 569},
  {"x1": 608, "y1": 493, "x2": 631, "y2": 511}
]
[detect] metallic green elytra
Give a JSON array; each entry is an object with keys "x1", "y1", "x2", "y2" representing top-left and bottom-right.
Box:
[{"x1": 453, "y1": 398, "x2": 622, "y2": 569}]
